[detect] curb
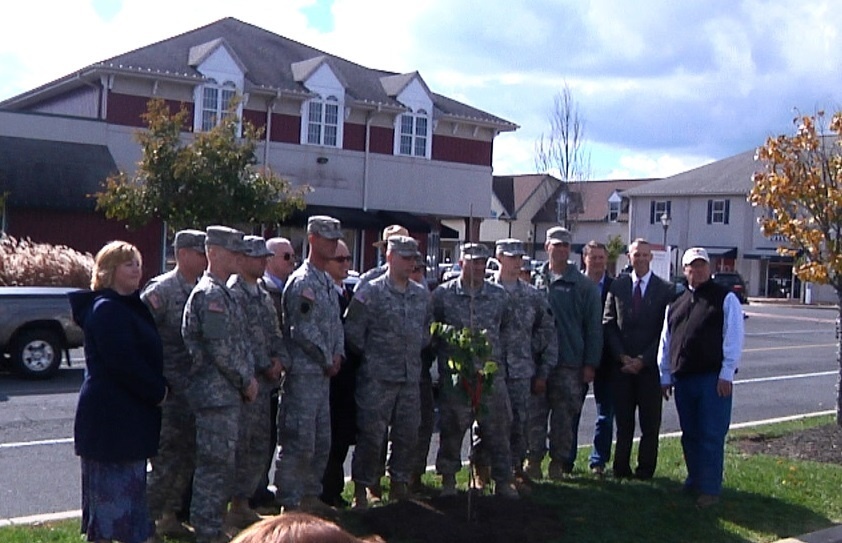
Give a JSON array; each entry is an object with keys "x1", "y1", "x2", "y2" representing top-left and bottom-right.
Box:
[{"x1": 773, "y1": 524, "x2": 842, "y2": 543}]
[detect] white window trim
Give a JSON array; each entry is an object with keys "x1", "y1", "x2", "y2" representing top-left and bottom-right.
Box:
[
  {"x1": 711, "y1": 199, "x2": 727, "y2": 224},
  {"x1": 192, "y1": 78, "x2": 243, "y2": 134},
  {"x1": 300, "y1": 95, "x2": 344, "y2": 148},
  {"x1": 393, "y1": 109, "x2": 432, "y2": 159}
]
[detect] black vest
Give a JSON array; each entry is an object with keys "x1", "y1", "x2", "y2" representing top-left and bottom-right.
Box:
[{"x1": 667, "y1": 280, "x2": 729, "y2": 376}]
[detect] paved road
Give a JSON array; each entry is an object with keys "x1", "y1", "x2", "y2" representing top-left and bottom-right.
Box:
[{"x1": 0, "y1": 303, "x2": 838, "y2": 520}]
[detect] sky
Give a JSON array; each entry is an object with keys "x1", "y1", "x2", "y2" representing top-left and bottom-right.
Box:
[{"x1": 2, "y1": 0, "x2": 842, "y2": 180}]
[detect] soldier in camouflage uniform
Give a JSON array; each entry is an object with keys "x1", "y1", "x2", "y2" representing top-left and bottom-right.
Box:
[
  {"x1": 527, "y1": 226, "x2": 603, "y2": 481},
  {"x1": 410, "y1": 254, "x2": 437, "y2": 493},
  {"x1": 226, "y1": 236, "x2": 286, "y2": 527},
  {"x1": 432, "y1": 243, "x2": 518, "y2": 498},
  {"x1": 355, "y1": 224, "x2": 409, "y2": 291},
  {"x1": 142, "y1": 229, "x2": 207, "y2": 538},
  {"x1": 345, "y1": 236, "x2": 432, "y2": 507},
  {"x1": 471, "y1": 239, "x2": 557, "y2": 488},
  {"x1": 275, "y1": 216, "x2": 344, "y2": 512},
  {"x1": 182, "y1": 226, "x2": 259, "y2": 543}
]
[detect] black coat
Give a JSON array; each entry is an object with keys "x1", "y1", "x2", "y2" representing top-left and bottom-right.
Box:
[
  {"x1": 603, "y1": 273, "x2": 673, "y2": 369},
  {"x1": 69, "y1": 289, "x2": 167, "y2": 462}
]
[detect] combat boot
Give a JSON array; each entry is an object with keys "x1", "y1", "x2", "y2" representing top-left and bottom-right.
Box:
[
  {"x1": 155, "y1": 511, "x2": 193, "y2": 538},
  {"x1": 472, "y1": 465, "x2": 491, "y2": 491},
  {"x1": 548, "y1": 460, "x2": 571, "y2": 481},
  {"x1": 494, "y1": 480, "x2": 520, "y2": 499},
  {"x1": 440, "y1": 473, "x2": 457, "y2": 497},
  {"x1": 224, "y1": 501, "x2": 262, "y2": 529},
  {"x1": 390, "y1": 481, "x2": 410, "y2": 501},
  {"x1": 523, "y1": 457, "x2": 543, "y2": 480},
  {"x1": 353, "y1": 483, "x2": 369, "y2": 509}
]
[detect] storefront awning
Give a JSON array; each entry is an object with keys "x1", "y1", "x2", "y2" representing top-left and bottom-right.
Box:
[
  {"x1": 702, "y1": 246, "x2": 738, "y2": 259},
  {"x1": 286, "y1": 206, "x2": 434, "y2": 233},
  {"x1": 744, "y1": 248, "x2": 796, "y2": 261}
]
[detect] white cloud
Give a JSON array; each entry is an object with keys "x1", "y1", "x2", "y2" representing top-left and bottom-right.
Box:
[{"x1": 3, "y1": 0, "x2": 842, "y2": 180}]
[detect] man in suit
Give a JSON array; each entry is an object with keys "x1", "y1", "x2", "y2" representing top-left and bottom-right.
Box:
[
  {"x1": 603, "y1": 238, "x2": 673, "y2": 479},
  {"x1": 580, "y1": 241, "x2": 615, "y2": 476},
  {"x1": 320, "y1": 240, "x2": 358, "y2": 507}
]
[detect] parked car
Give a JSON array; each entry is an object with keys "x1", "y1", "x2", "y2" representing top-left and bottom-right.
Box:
[
  {"x1": 441, "y1": 263, "x2": 462, "y2": 283},
  {"x1": 712, "y1": 272, "x2": 749, "y2": 304},
  {"x1": 0, "y1": 287, "x2": 85, "y2": 379}
]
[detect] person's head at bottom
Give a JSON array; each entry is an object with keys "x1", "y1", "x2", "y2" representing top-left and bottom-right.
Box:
[{"x1": 230, "y1": 512, "x2": 383, "y2": 543}]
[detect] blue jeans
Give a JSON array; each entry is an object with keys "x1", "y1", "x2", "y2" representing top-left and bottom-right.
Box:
[
  {"x1": 673, "y1": 372, "x2": 732, "y2": 496},
  {"x1": 588, "y1": 375, "x2": 614, "y2": 469}
]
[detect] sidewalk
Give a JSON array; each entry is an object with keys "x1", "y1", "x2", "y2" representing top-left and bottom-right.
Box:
[{"x1": 747, "y1": 296, "x2": 838, "y2": 309}]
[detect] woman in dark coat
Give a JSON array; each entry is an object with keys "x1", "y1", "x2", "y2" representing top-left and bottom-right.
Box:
[{"x1": 68, "y1": 241, "x2": 168, "y2": 543}]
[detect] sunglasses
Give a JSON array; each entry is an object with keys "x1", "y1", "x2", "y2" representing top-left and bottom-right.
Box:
[
  {"x1": 412, "y1": 266, "x2": 424, "y2": 273},
  {"x1": 278, "y1": 252, "x2": 294, "y2": 261},
  {"x1": 331, "y1": 256, "x2": 352, "y2": 263}
]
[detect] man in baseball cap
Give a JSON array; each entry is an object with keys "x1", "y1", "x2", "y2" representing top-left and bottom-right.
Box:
[{"x1": 658, "y1": 245, "x2": 744, "y2": 508}]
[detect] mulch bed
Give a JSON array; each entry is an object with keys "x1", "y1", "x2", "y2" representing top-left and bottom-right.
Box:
[
  {"x1": 731, "y1": 423, "x2": 842, "y2": 465},
  {"x1": 358, "y1": 494, "x2": 563, "y2": 543}
]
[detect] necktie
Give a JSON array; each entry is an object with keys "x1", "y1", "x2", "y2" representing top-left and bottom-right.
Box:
[{"x1": 632, "y1": 280, "x2": 643, "y2": 315}]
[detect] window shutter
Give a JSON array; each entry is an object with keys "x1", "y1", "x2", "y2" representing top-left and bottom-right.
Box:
[
  {"x1": 650, "y1": 201, "x2": 656, "y2": 224},
  {"x1": 724, "y1": 200, "x2": 730, "y2": 224},
  {"x1": 707, "y1": 200, "x2": 712, "y2": 224},
  {"x1": 666, "y1": 201, "x2": 671, "y2": 217}
]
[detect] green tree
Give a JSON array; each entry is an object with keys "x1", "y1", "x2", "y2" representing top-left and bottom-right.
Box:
[
  {"x1": 96, "y1": 98, "x2": 307, "y2": 231},
  {"x1": 605, "y1": 234, "x2": 625, "y2": 276},
  {"x1": 750, "y1": 111, "x2": 842, "y2": 425}
]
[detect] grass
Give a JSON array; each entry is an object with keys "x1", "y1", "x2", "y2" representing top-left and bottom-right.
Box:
[{"x1": 3, "y1": 415, "x2": 840, "y2": 543}]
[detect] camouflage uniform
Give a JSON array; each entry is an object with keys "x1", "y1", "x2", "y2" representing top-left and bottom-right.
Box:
[
  {"x1": 355, "y1": 264, "x2": 388, "y2": 291},
  {"x1": 344, "y1": 272, "x2": 432, "y2": 486},
  {"x1": 227, "y1": 275, "x2": 286, "y2": 501},
  {"x1": 141, "y1": 268, "x2": 198, "y2": 520},
  {"x1": 529, "y1": 262, "x2": 602, "y2": 473},
  {"x1": 488, "y1": 277, "x2": 558, "y2": 469},
  {"x1": 182, "y1": 270, "x2": 254, "y2": 542},
  {"x1": 275, "y1": 260, "x2": 344, "y2": 508},
  {"x1": 432, "y1": 278, "x2": 515, "y2": 485}
]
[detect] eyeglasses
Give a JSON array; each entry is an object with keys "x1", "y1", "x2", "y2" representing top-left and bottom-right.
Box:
[
  {"x1": 278, "y1": 253, "x2": 294, "y2": 261},
  {"x1": 412, "y1": 266, "x2": 424, "y2": 273},
  {"x1": 331, "y1": 256, "x2": 352, "y2": 263}
]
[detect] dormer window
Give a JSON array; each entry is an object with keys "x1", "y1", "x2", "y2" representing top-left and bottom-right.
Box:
[
  {"x1": 201, "y1": 79, "x2": 238, "y2": 131},
  {"x1": 607, "y1": 190, "x2": 623, "y2": 222},
  {"x1": 305, "y1": 96, "x2": 341, "y2": 147},
  {"x1": 397, "y1": 109, "x2": 430, "y2": 158}
]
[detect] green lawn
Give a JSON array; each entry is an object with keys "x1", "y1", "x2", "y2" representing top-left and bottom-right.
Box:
[{"x1": 2, "y1": 415, "x2": 840, "y2": 543}]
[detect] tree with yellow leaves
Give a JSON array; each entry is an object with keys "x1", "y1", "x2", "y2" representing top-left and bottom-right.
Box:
[{"x1": 750, "y1": 111, "x2": 842, "y2": 425}]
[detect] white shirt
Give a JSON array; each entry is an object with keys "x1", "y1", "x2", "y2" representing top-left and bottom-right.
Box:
[
  {"x1": 630, "y1": 269, "x2": 652, "y2": 297},
  {"x1": 657, "y1": 286, "x2": 744, "y2": 385}
]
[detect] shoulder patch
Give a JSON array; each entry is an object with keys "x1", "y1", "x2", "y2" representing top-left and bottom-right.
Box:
[
  {"x1": 302, "y1": 287, "x2": 316, "y2": 301},
  {"x1": 208, "y1": 300, "x2": 225, "y2": 313},
  {"x1": 146, "y1": 292, "x2": 162, "y2": 310}
]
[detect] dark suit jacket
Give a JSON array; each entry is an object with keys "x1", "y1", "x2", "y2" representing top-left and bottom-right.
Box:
[
  {"x1": 595, "y1": 274, "x2": 614, "y2": 379},
  {"x1": 603, "y1": 272, "x2": 673, "y2": 369}
]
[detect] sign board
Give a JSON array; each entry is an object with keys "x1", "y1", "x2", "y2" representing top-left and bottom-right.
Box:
[{"x1": 651, "y1": 247, "x2": 672, "y2": 280}]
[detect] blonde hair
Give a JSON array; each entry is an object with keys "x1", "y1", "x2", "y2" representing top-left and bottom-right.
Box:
[
  {"x1": 229, "y1": 513, "x2": 368, "y2": 543},
  {"x1": 91, "y1": 241, "x2": 142, "y2": 290}
]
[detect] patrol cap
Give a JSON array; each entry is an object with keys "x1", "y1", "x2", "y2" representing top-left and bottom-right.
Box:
[
  {"x1": 460, "y1": 243, "x2": 490, "y2": 261},
  {"x1": 495, "y1": 238, "x2": 526, "y2": 257},
  {"x1": 682, "y1": 247, "x2": 710, "y2": 266},
  {"x1": 205, "y1": 225, "x2": 248, "y2": 254},
  {"x1": 387, "y1": 235, "x2": 420, "y2": 257},
  {"x1": 374, "y1": 224, "x2": 409, "y2": 247},
  {"x1": 307, "y1": 215, "x2": 343, "y2": 240},
  {"x1": 243, "y1": 235, "x2": 274, "y2": 258},
  {"x1": 173, "y1": 229, "x2": 206, "y2": 253},
  {"x1": 546, "y1": 226, "x2": 572, "y2": 245}
]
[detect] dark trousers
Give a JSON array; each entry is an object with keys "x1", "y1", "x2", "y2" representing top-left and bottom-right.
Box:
[{"x1": 612, "y1": 367, "x2": 663, "y2": 478}]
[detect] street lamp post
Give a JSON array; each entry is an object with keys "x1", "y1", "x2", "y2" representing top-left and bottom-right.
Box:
[{"x1": 660, "y1": 213, "x2": 671, "y2": 274}]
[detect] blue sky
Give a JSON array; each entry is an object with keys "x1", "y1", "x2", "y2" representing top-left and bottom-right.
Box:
[{"x1": 2, "y1": 0, "x2": 841, "y2": 180}]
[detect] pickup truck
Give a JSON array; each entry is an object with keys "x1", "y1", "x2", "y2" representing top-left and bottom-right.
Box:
[{"x1": 0, "y1": 287, "x2": 85, "y2": 379}]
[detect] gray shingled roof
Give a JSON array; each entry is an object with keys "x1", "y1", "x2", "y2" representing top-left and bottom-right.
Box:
[
  {"x1": 4, "y1": 18, "x2": 516, "y2": 128},
  {"x1": 622, "y1": 148, "x2": 758, "y2": 197}
]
